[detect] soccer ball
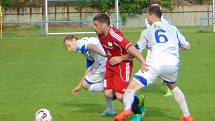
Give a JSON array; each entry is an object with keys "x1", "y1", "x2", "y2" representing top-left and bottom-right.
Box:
[{"x1": 35, "y1": 109, "x2": 52, "y2": 121}]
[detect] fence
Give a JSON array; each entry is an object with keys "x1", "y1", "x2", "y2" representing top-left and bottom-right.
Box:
[
  {"x1": 2, "y1": 4, "x2": 213, "y2": 27},
  {"x1": 1, "y1": 4, "x2": 214, "y2": 37}
]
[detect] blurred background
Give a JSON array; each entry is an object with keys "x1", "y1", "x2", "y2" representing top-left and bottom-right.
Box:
[{"x1": 0, "y1": 0, "x2": 214, "y2": 36}]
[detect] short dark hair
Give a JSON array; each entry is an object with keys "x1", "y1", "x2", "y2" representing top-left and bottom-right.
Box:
[
  {"x1": 147, "y1": 6, "x2": 162, "y2": 18},
  {"x1": 64, "y1": 34, "x2": 79, "y2": 44},
  {"x1": 150, "y1": 0, "x2": 161, "y2": 5},
  {"x1": 93, "y1": 13, "x2": 110, "y2": 25}
]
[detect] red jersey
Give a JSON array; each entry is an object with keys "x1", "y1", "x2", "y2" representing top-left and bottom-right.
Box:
[{"x1": 98, "y1": 27, "x2": 133, "y2": 57}]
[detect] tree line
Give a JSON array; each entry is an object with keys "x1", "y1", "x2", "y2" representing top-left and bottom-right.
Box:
[{"x1": 0, "y1": 0, "x2": 212, "y2": 23}]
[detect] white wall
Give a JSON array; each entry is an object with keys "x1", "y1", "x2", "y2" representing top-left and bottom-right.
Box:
[{"x1": 3, "y1": 5, "x2": 213, "y2": 27}]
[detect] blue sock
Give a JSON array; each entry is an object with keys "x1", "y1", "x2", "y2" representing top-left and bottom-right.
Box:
[{"x1": 131, "y1": 96, "x2": 141, "y2": 114}]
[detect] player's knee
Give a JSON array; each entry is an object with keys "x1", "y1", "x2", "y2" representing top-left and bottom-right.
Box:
[
  {"x1": 115, "y1": 93, "x2": 123, "y2": 102},
  {"x1": 166, "y1": 83, "x2": 176, "y2": 91},
  {"x1": 133, "y1": 74, "x2": 148, "y2": 87},
  {"x1": 81, "y1": 81, "x2": 90, "y2": 90},
  {"x1": 105, "y1": 90, "x2": 114, "y2": 98},
  {"x1": 125, "y1": 89, "x2": 135, "y2": 94}
]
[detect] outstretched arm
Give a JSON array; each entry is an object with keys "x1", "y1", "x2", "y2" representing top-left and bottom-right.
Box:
[
  {"x1": 87, "y1": 44, "x2": 107, "y2": 57},
  {"x1": 72, "y1": 69, "x2": 90, "y2": 96},
  {"x1": 109, "y1": 53, "x2": 133, "y2": 65},
  {"x1": 127, "y1": 45, "x2": 148, "y2": 72},
  {"x1": 176, "y1": 29, "x2": 191, "y2": 51},
  {"x1": 109, "y1": 45, "x2": 148, "y2": 72},
  {"x1": 109, "y1": 31, "x2": 146, "y2": 66}
]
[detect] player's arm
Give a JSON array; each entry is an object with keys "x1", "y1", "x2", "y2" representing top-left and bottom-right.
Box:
[
  {"x1": 109, "y1": 31, "x2": 146, "y2": 65},
  {"x1": 72, "y1": 69, "x2": 90, "y2": 96},
  {"x1": 87, "y1": 44, "x2": 107, "y2": 57},
  {"x1": 110, "y1": 31, "x2": 148, "y2": 72},
  {"x1": 72, "y1": 59, "x2": 94, "y2": 96},
  {"x1": 123, "y1": 32, "x2": 148, "y2": 72},
  {"x1": 118, "y1": 38, "x2": 146, "y2": 61},
  {"x1": 109, "y1": 53, "x2": 132, "y2": 65},
  {"x1": 127, "y1": 45, "x2": 148, "y2": 72},
  {"x1": 109, "y1": 45, "x2": 148, "y2": 72},
  {"x1": 176, "y1": 29, "x2": 191, "y2": 50},
  {"x1": 181, "y1": 43, "x2": 191, "y2": 50},
  {"x1": 181, "y1": 44, "x2": 191, "y2": 50}
]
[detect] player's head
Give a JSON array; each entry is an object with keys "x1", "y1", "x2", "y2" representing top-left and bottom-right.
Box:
[
  {"x1": 150, "y1": 0, "x2": 162, "y2": 10},
  {"x1": 147, "y1": 6, "x2": 162, "y2": 24},
  {"x1": 93, "y1": 13, "x2": 110, "y2": 35},
  {"x1": 64, "y1": 34, "x2": 79, "y2": 52}
]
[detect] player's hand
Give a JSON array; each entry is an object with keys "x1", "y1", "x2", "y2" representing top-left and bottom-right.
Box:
[
  {"x1": 109, "y1": 56, "x2": 123, "y2": 65},
  {"x1": 72, "y1": 86, "x2": 81, "y2": 96},
  {"x1": 102, "y1": 53, "x2": 109, "y2": 58},
  {"x1": 140, "y1": 62, "x2": 149, "y2": 72}
]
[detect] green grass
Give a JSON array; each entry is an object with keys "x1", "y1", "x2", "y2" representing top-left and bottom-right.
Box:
[{"x1": 0, "y1": 27, "x2": 215, "y2": 121}]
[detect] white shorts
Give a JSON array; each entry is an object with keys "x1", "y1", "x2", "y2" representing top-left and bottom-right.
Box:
[
  {"x1": 133, "y1": 64, "x2": 179, "y2": 87},
  {"x1": 84, "y1": 71, "x2": 105, "y2": 85}
]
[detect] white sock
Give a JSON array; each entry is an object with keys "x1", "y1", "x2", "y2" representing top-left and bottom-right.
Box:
[
  {"x1": 172, "y1": 87, "x2": 190, "y2": 117},
  {"x1": 123, "y1": 89, "x2": 135, "y2": 110},
  {"x1": 88, "y1": 83, "x2": 104, "y2": 92},
  {"x1": 105, "y1": 96, "x2": 115, "y2": 113}
]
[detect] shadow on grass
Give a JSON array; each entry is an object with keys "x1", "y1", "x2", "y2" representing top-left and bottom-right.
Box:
[
  {"x1": 60, "y1": 102, "x2": 105, "y2": 113},
  {"x1": 143, "y1": 106, "x2": 179, "y2": 120}
]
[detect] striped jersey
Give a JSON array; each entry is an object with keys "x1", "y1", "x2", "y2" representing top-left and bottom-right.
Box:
[{"x1": 76, "y1": 37, "x2": 107, "y2": 72}]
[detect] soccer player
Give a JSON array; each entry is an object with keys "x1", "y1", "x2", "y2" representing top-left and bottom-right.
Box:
[
  {"x1": 63, "y1": 35, "x2": 116, "y2": 116},
  {"x1": 145, "y1": 0, "x2": 169, "y2": 28},
  {"x1": 93, "y1": 13, "x2": 147, "y2": 104},
  {"x1": 145, "y1": 0, "x2": 173, "y2": 97},
  {"x1": 114, "y1": 6, "x2": 194, "y2": 121}
]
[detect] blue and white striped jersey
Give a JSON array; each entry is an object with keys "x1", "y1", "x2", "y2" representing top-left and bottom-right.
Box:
[{"x1": 76, "y1": 37, "x2": 107, "y2": 73}]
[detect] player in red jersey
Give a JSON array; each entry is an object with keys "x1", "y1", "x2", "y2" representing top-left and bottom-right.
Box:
[{"x1": 93, "y1": 13, "x2": 148, "y2": 105}]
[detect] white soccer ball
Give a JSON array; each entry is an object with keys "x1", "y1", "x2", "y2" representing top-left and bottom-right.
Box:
[{"x1": 35, "y1": 108, "x2": 52, "y2": 121}]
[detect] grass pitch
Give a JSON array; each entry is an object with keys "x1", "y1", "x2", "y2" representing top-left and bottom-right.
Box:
[{"x1": 0, "y1": 27, "x2": 215, "y2": 121}]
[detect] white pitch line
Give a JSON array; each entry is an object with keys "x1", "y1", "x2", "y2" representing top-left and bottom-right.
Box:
[{"x1": 1, "y1": 61, "x2": 82, "y2": 65}]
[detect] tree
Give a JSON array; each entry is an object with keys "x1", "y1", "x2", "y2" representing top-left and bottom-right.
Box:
[
  {"x1": 92, "y1": 0, "x2": 174, "y2": 24},
  {"x1": 194, "y1": 0, "x2": 211, "y2": 4},
  {"x1": 119, "y1": 0, "x2": 149, "y2": 23},
  {"x1": 2, "y1": 0, "x2": 15, "y2": 7},
  {"x1": 73, "y1": 0, "x2": 92, "y2": 26},
  {"x1": 92, "y1": 0, "x2": 114, "y2": 13}
]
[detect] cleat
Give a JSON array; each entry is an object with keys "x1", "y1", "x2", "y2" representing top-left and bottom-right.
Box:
[
  {"x1": 164, "y1": 88, "x2": 173, "y2": 97},
  {"x1": 131, "y1": 94, "x2": 145, "y2": 121},
  {"x1": 100, "y1": 110, "x2": 116, "y2": 117},
  {"x1": 114, "y1": 109, "x2": 132, "y2": 121},
  {"x1": 131, "y1": 114, "x2": 142, "y2": 121},
  {"x1": 180, "y1": 115, "x2": 194, "y2": 121}
]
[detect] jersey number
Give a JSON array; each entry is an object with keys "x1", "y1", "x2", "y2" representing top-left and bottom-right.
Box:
[{"x1": 155, "y1": 29, "x2": 168, "y2": 43}]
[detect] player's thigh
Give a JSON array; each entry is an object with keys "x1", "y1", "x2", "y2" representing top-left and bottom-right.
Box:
[
  {"x1": 111, "y1": 61, "x2": 133, "y2": 94},
  {"x1": 133, "y1": 67, "x2": 159, "y2": 87},
  {"x1": 85, "y1": 71, "x2": 105, "y2": 84},
  {"x1": 118, "y1": 61, "x2": 133, "y2": 82},
  {"x1": 115, "y1": 92, "x2": 123, "y2": 102},
  {"x1": 160, "y1": 65, "x2": 178, "y2": 84},
  {"x1": 126, "y1": 79, "x2": 143, "y2": 92},
  {"x1": 84, "y1": 71, "x2": 105, "y2": 89},
  {"x1": 112, "y1": 73, "x2": 129, "y2": 94},
  {"x1": 104, "y1": 67, "x2": 114, "y2": 97}
]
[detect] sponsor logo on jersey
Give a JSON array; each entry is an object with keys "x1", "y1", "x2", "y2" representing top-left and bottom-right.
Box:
[
  {"x1": 108, "y1": 42, "x2": 113, "y2": 47},
  {"x1": 103, "y1": 44, "x2": 113, "y2": 49}
]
